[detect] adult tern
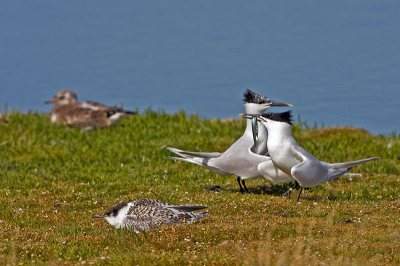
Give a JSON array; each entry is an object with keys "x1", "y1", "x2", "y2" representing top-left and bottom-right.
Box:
[
  {"x1": 168, "y1": 89, "x2": 292, "y2": 193},
  {"x1": 241, "y1": 111, "x2": 380, "y2": 201}
]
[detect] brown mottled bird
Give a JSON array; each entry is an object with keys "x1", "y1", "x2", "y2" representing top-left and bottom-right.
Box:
[
  {"x1": 45, "y1": 90, "x2": 135, "y2": 129},
  {"x1": 92, "y1": 198, "x2": 208, "y2": 232}
]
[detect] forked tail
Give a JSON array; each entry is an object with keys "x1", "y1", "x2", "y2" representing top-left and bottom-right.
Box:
[{"x1": 167, "y1": 147, "x2": 221, "y2": 159}]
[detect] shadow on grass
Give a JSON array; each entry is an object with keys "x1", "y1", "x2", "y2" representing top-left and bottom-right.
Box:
[{"x1": 205, "y1": 182, "x2": 299, "y2": 196}]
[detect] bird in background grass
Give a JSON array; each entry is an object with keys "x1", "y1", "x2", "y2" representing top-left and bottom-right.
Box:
[
  {"x1": 45, "y1": 90, "x2": 135, "y2": 130},
  {"x1": 168, "y1": 89, "x2": 292, "y2": 193},
  {"x1": 240, "y1": 111, "x2": 380, "y2": 201},
  {"x1": 92, "y1": 198, "x2": 208, "y2": 232}
]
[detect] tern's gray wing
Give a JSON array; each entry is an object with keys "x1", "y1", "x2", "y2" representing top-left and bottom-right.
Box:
[
  {"x1": 169, "y1": 156, "x2": 231, "y2": 176},
  {"x1": 205, "y1": 148, "x2": 272, "y2": 179}
]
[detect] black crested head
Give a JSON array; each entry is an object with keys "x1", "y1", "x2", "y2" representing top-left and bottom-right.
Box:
[
  {"x1": 261, "y1": 111, "x2": 293, "y2": 125},
  {"x1": 243, "y1": 89, "x2": 272, "y2": 104},
  {"x1": 104, "y1": 201, "x2": 128, "y2": 217}
]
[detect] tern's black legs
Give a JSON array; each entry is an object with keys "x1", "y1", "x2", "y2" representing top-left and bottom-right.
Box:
[
  {"x1": 295, "y1": 186, "x2": 303, "y2": 202},
  {"x1": 237, "y1": 176, "x2": 244, "y2": 193},
  {"x1": 242, "y1": 179, "x2": 251, "y2": 194},
  {"x1": 237, "y1": 176, "x2": 251, "y2": 194}
]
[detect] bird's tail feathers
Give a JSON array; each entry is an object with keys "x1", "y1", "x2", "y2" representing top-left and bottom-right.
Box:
[
  {"x1": 168, "y1": 205, "x2": 208, "y2": 212},
  {"x1": 167, "y1": 147, "x2": 221, "y2": 159}
]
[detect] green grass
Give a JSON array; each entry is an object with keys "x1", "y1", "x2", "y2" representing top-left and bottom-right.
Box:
[{"x1": 0, "y1": 109, "x2": 399, "y2": 265}]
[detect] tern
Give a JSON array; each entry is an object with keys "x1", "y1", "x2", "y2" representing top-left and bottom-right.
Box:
[
  {"x1": 92, "y1": 198, "x2": 208, "y2": 232},
  {"x1": 45, "y1": 90, "x2": 135, "y2": 129},
  {"x1": 241, "y1": 111, "x2": 380, "y2": 201},
  {"x1": 168, "y1": 89, "x2": 292, "y2": 193}
]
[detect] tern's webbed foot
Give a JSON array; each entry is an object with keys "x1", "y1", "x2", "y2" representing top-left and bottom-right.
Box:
[{"x1": 282, "y1": 188, "x2": 293, "y2": 198}]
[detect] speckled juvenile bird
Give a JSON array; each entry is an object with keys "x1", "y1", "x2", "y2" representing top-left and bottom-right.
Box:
[
  {"x1": 92, "y1": 198, "x2": 208, "y2": 232},
  {"x1": 45, "y1": 90, "x2": 135, "y2": 129}
]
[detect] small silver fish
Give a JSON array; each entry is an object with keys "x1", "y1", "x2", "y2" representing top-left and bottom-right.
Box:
[{"x1": 252, "y1": 116, "x2": 258, "y2": 151}]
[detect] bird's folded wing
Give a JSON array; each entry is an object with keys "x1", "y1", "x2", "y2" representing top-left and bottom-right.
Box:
[
  {"x1": 124, "y1": 215, "x2": 164, "y2": 229},
  {"x1": 81, "y1": 101, "x2": 110, "y2": 110}
]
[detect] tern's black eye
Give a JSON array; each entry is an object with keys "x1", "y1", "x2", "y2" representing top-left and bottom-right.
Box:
[{"x1": 59, "y1": 96, "x2": 65, "y2": 100}]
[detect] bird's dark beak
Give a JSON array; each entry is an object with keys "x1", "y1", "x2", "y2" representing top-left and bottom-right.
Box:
[
  {"x1": 92, "y1": 214, "x2": 105, "y2": 218},
  {"x1": 270, "y1": 101, "x2": 292, "y2": 107},
  {"x1": 45, "y1": 97, "x2": 56, "y2": 104}
]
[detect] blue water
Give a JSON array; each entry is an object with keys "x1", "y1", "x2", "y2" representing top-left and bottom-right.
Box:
[{"x1": 1, "y1": 1, "x2": 399, "y2": 135}]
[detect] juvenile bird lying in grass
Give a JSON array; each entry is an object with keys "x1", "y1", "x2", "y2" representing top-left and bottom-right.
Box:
[
  {"x1": 92, "y1": 198, "x2": 208, "y2": 232},
  {"x1": 45, "y1": 90, "x2": 135, "y2": 129}
]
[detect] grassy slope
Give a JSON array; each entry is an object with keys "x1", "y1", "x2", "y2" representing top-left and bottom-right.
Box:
[{"x1": 0, "y1": 110, "x2": 399, "y2": 265}]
